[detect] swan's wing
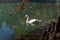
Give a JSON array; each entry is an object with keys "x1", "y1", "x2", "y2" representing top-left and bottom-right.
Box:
[{"x1": 28, "y1": 19, "x2": 38, "y2": 23}]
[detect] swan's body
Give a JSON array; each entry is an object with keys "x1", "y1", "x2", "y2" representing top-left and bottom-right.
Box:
[
  {"x1": 27, "y1": 19, "x2": 41, "y2": 24},
  {"x1": 25, "y1": 15, "x2": 41, "y2": 26}
]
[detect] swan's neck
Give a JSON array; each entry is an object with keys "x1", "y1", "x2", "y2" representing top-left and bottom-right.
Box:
[{"x1": 26, "y1": 16, "x2": 29, "y2": 23}]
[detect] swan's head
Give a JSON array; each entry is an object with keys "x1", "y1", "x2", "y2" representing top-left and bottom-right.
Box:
[{"x1": 25, "y1": 15, "x2": 28, "y2": 17}]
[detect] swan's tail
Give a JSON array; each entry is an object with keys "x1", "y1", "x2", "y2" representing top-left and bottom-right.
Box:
[{"x1": 38, "y1": 20, "x2": 42, "y2": 22}]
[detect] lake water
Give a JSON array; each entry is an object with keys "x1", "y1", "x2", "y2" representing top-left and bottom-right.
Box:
[{"x1": 0, "y1": 22, "x2": 14, "y2": 40}]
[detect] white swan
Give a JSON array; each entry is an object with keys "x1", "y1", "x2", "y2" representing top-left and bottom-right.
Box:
[{"x1": 25, "y1": 15, "x2": 41, "y2": 27}]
